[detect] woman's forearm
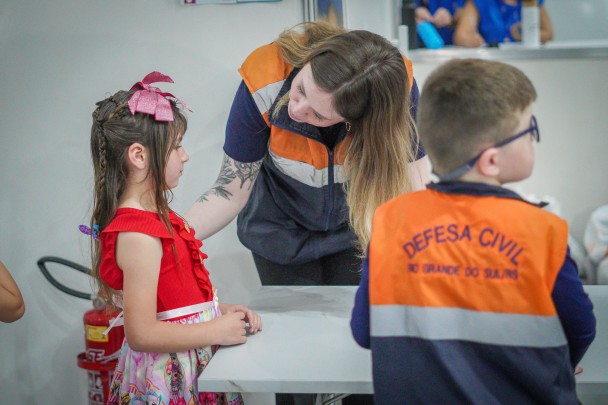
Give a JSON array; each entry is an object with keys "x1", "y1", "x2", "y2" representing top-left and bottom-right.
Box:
[{"x1": 184, "y1": 154, "x2": 262, "y2": 240}]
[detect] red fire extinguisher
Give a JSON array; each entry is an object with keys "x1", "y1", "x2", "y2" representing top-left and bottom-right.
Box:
[
  {"x1": 83, "y1": 295, "x2": 124, "y2": 363},
  {"x1": 38, "y1": 256, "x2": 125, "y2": 405},
  {"x1": 78, "y1": 295, "x2": 124, "y2": 405}
]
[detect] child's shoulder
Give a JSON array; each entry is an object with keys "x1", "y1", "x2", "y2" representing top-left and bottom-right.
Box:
[{"x1": 103, "y1": 208, "x2": 173, "y2": 239}]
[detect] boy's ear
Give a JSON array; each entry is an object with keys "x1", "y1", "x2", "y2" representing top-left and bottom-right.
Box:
[
  {"x1": 126, "y1": 143, "x2": 147, "y2": 170},
  {"x1": 476, "y1": 147, "x2": 500, "y2": 178}
]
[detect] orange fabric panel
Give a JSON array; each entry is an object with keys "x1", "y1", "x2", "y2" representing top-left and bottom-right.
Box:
[
  {"x1": 403, "y1": 56, "x2": 414, "y2": 90},
  {"x1": 269, "y1": 129, "x2": 351, "y2": 168},
  {"x1": 238, "y1": 43, "x2": 293, "y2": 95},
  {"x1": 269, "y1": 128, "x2": 329, "y2": 169},
  {"x1": 369, "y1": 190, "x2": 568, "y2": 316}
]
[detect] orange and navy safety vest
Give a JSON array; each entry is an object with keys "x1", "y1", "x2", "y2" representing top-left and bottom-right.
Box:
[
  {"x1": 369, "y1": 188, "x2": 578, "y2": 404},
  {"x1": 236, "y1": 43, "x2": 415, "y2": 265}
]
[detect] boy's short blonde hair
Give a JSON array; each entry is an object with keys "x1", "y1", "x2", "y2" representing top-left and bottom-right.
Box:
[{"x1": 418, "y1": 58, "x2": 536, "y2": 176}]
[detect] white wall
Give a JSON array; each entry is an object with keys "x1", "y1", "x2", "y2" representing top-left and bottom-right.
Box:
[
  {"x1": 0, "y1": 1, "x2": 300, "y2": 403},
  {"x1": 345, "y1": 0, "x2": 399, "y2": 40},
  {"x1": 546, "y1": 0, "x2": 608, "y2": 41}
]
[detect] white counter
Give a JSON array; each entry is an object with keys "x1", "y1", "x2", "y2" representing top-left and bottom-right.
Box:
[
  {"x1": 407, "y1": 40, "x2": 608, "y2": 63},
  {"x1": 199, "y1": 286, "x2": 371, "y2": 395}
]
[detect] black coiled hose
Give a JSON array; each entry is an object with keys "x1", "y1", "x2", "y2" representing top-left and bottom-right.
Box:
[{"x1": 37, "y1": 256, "x2": 92, "y2": 300}]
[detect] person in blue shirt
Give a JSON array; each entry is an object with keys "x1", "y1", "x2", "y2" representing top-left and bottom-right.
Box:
[
  {"x1": 454, "y1": 0, "x2": 553, "y2": 47},
  {"x1": 415, "y1": 0, "x2": 465, "y2": 45},
  {"x1": 316, "y1": 0, "x2": 345, "y2": 27}
]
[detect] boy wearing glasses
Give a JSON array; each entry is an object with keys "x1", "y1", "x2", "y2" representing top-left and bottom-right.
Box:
[{"x1": 350, "y1": 58, "x2": 596, "y2": 405}]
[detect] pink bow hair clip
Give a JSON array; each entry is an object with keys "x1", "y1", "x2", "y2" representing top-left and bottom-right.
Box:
[{"x1": 128, "y1": 71, "x2": 191, "y2": 122}]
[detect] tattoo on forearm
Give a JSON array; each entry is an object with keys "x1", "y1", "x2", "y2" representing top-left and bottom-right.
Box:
[{"x1": 197, "y1": 156, "x2": 262, "y2": 202}]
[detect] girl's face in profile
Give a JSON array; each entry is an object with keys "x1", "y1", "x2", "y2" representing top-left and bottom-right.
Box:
[
  {"x1": 288, "y1": 63, "x2": 344, "y2": 128},
  {"x1": 164, "y1": 133, "x2": 189, "y2": 190}
]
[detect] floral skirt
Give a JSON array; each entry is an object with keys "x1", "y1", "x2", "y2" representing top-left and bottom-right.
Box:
[{"x1": 106, "y1": 305, "x2": 243, "y2": 405}]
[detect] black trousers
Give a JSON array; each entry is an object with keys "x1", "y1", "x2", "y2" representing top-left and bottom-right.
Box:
[
  {"x1": 252, "y1": 248, "x2": 374, "y2": 405},
  {"x1": 253, "y1": 248, "x2": 362, "y2": 286}
]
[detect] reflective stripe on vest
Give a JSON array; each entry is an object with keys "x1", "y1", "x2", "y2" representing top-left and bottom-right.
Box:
[{"x1": 371, "y1": 305, "x2": 566, "y2": 347}]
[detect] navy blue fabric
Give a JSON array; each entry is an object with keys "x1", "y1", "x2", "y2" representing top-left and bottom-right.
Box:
[
  {"x1": 371, "y1": 337, "x2": 577, "y2": 405},
  {"x1": 351, "y1": 255, "x2": 371, "y2": 348},
  {"x1": 552, "y1": 252, "x2": 597, "y2": 366},
  {"x1": 224, "y1": 80, "x2": 270, "y2": 163},
  {"x1": 409, "y1": 80, "x2": 427, "y2": 160}
]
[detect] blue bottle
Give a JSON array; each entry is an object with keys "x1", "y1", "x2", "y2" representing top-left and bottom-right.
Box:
[{"x1": 417, "y1": 21, "x2": 445, "y2": 50}]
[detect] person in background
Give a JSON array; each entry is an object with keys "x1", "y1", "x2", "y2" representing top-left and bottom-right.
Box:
[
  {"x1": 415, "y1": 0, "x2": 465, "y2": 45},
  {"x1": 0, "y1": 260, "x2": 25, "y2": 323},
  {"x1": 88, "y1": 72, "x2": 261, "y2": 404},
  {"x1": 454, "y1": 0, "x2": 553, "y2": 47},
  {"x1": 351, "y1": 58, "x2": 595, "y2": 404},
  {"x1": 316, "y1": 0, "x2": 345, "y2": 27}
]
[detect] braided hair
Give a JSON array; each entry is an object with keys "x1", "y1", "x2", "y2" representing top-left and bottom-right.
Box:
[{"x1": 89, "y1": 90, "x2": 187, "y2": 303}]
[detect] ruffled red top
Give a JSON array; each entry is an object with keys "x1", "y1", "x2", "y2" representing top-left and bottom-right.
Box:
[{"x1": 99, "y1": 208, "x2": 213, "y2": 312}]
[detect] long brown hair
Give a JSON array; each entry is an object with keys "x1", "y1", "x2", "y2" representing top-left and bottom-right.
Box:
[
  {"x1": 274, "y1": 22, "x2": 416, "y2": 250},
  {"x1": 89, "y1": 90, "x2": 187, "y2": 303}
]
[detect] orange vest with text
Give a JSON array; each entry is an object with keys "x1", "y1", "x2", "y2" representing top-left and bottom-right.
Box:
[{"x1": 368, "y1": 188, "x2": 576, "y2": 405}]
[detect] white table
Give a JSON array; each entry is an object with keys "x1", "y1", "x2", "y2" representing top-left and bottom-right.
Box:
[
  {"x1": 199, "y1": 285, "x2": 607, "y2": 400},
  {"x1": 199, "y1": 286, "x2": 372, "y2": 397}
]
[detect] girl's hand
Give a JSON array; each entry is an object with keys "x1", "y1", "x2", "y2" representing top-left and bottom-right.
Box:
[
  {"x1": 210, "y1": 311, "x2": 248, "y2": 346},
  {"x1": 221, "y1": 303, "x2": 263, "y2": 334}
]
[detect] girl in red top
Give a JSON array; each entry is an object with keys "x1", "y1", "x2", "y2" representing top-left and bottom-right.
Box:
[{"x1": 87, "y1": 72, "x2": 261, "y2": 405}]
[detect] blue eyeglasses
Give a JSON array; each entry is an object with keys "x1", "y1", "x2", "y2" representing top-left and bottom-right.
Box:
[{"x1": 437, "y1": 115, "x2": 540, "y2": 182}]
